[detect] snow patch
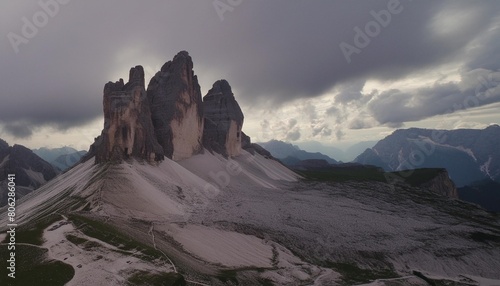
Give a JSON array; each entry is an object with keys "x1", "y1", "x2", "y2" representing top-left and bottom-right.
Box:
[{"x1": 480, "y1": 156, "x2": 493, "y2": 179}]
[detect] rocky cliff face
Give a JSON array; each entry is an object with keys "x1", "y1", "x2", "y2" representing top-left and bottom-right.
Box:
[
  {"x1": 354, "y1": 126, "x2": 500, "y2": 187},
  {"x1": 419, "y1": 169, "x2": 458, "y2": 198},
  {"x1": 89, "y1": 66, "x2": 164, "y2": 163},
  {"x1": 0, "y1": 140, "x2": 58, "y2": 206},
  {"x1": 83, "y1": 51, "x2": 272, "y2": 164},
  {"x1": 241, "y1": 132, "x2": 275, "y2": 159},
  {"x1": 203, "y1": 80, "x2": 244, "y2": 157},
  {"x1": 147, "y1": 51, "x2": 204, "y2": 161}
]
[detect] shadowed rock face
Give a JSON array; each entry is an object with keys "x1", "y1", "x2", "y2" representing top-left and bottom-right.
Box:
[
  {"x1": 147, "y1": 51, "x2": 204, "y2": 161},
  {"x1": 203, "y1": 80, "x2": 244, "y2": 157},
  {"x1": 419, "y1": 169, "x2": 458, "y2": 198},
  {"x1": 90, "y1": 66, "x2": 164, "y2": 163},
  {"x1": 83, "y1": 51, "x2": 266, "y2": 164},
  {"x1": 0, "y1": 141, "x2": 57, "y2": 206}
]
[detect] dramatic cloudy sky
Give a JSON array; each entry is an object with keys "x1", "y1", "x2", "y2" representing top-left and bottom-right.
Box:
[{"x1": 1, "y1": 0, "x2": 499, "y2": 152}]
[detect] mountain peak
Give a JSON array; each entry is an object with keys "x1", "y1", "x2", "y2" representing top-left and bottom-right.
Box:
[
  {"x1": 148, "y1": 51, "x2": 204, "y2": 161},
  {"x1": 86, "y1": 65, "x2": 164, "y2": 163},
  {"x1": 0, "y1": 138, "x2": 8, "y2": 151},
  {"x1": 127, "y1": 65, "x2": 145, "y2": 88},
  {"x1": 203, "y1": 80, "x2": 244, "y2": 157}
]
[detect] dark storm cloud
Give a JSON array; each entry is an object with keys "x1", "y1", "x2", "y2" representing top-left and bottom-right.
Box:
[
  {"x1": 2, "y1": 122, "x2": 33, "y2": 138},
  {"x1": 334, "y1": 81, "x2": 365, "y2": 104},
  {"x1": 1, "y1": 0, "x2": 499, "y2": 136},
  {"x1": 285, "y1": 129, "x2": 301, "y2": 142},
  {"x1": 367, "y1": 69, "x2": 500, "y2": 126}
]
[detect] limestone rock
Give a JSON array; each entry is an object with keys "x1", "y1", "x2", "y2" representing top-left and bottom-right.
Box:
[
  {"x1": 241, "y1": 132, "x2": 274, "y2": 159},
  {"x1": 202, "y1": 80, "x2": 244, "y2": 157},
  {"x1": 147, "y1": 51, "x2": 204, "y2": 161},
  {"x1": 419, "y1": 169, "x2": 458, "y2": 198},
  {"x1": 89, "y1": 66, "x2": 164, "y2": 163},
  {"x1": 0, "y1": 139, "x2": 8, "y2": 151}
]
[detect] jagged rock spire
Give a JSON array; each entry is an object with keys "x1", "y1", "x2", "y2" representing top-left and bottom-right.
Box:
[
  {"x1": 147, "y1": 51, "x2": 204, "y2": 161},
  {"x1": 88, "y1": 65, "x2": 164, "y2": 163},
  {"x1": 83, "y1": 51, "x2": 254, "y2": 164},
  {"x1": 203, "y1": 79, "x2": 244, "y2": 157}
]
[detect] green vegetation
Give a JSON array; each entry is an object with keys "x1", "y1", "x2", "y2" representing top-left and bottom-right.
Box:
[
  {"x1": 65, "y1": 234, "x2": 88, "y2": 246},
  {"x1": 66, "y1": 234, "x2": 102, "y2": 250},
  {"x1": 216, "y1": 267, "x2": 268, "y2": 285},
  {"x1": 297, "y1": 166, "x2": 387, "y2": 183},
  {"x1": 0, "y1": 245, "x2": 74, "y2": 286},
  {"x1": 258, "y1": 279, "x2": 275, "y2": 286},
  {"x1": 216, "y1": 269, "x2": 239, "y2": 284},
  {"x1": 126, "y1": 270, "x2": 186, "y2": 286},
  {"x1": 1, "y1": 213, "x2": 61, "y2": 245},
  {"x1": 327, "y1": 262, "x2": 398, "y2": 285},
  {"x1": 413, "y1": 271, "x2": 474, "y2": 286},
  {"x1": 68, "y1": 214, "x2": 163, "y2": 260},
  {"x1": 391, "y1": 168, "x2": 443, "y2": 187},
  {"x1": 296, "y1": 166, "x2": 447, "y2": 188},
  {"x1": 469, "y1": 231, "x2": 500, "y2": 245}
]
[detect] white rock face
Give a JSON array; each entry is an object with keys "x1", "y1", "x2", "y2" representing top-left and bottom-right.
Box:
[
  {"x1": 170, "y1": 91, "x2": 204, "y2": 161},
  {"x1": 147, "y1": 51, "x2": 204, "y2": 161},
  {"x1": 226, "y1": 120, "x2": 242, "y2": 157}
]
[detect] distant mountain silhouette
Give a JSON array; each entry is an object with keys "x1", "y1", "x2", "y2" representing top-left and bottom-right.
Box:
[
  {"x1": 295, "y1": 140, "x2": 377, "y2": 162},
  {"x1": 33, "y1": 146, "x2": 87, "y2": 171},
  {"x1": 258, "y1": 140, "x2": 338, "y2": 165},
  {"x1": 355, "y1": 125, "x2": 500, "y2": 187},
  {"x1": 458, "y1": 179, "x2": 500, "y2": 212},
  {"x1": 0, "y1": 139, "x2": 57, "y2": 206}
]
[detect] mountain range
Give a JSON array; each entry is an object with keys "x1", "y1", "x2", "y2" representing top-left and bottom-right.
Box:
[
  {"x1": 355, "y1": 126, "x2": 500, "y2": 187},
  {"x1": 1, "y1": 51, "x2": 499, "y2": 285},
  {"x1": 33, "y1": 147, "x2": 87, "y2": 171},
  {"x1": 295, "y1": 140, "x2": 377, "y2": 162},
  {"x1": 0, "y1": 139, "x2": 57, "y2": 206},
  {"x1": 258, "y1": 140, "x2": 338, "y2": 165}
]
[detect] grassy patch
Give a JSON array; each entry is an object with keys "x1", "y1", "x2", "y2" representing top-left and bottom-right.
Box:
[
  {"x1": 271, "y1": 245, "x2": 279, "y2": 267},
  {"x1": 391, "y1": 168, "x2": 444, "y2": 187},
  {"x1": 68, "y1": 214, "x2": 162, "y2": 260},
  {"x1": 413, "y1": 271, "x2": 473, "y2": 286},
  {"x1": 1, "y1": 214, "x2": 61, "y2": 245},
  {"x1": 216, "y1": 269, "x2": 239, "y2": 284},
  {"x1": 216, "y1": 267, "x2": 269, "y2": 285},
  {"x1": 327, "y1": 262, "x2": 398, "y2": 285},
  {"x1": 0, "y1": 245, "x2": 74, "y2": 286},
  {"x1": 296, "y1": 166, "x2": 386, "y2": 183},
  {"x1": 66, "y1": 234, "x2": 102, "y2": 250},
  {"x1": 259, "y1": 279, "x2": 275, "y2": 286},
  {"x1": 126, "y1": 270, "x2": 186, "y2": 286},
  {"x1": 65, "y1": 234, "x2": 88, "y2": 246},
  {"x1": 469, "y1": 231, "x2": 500, "y2": 245}
]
